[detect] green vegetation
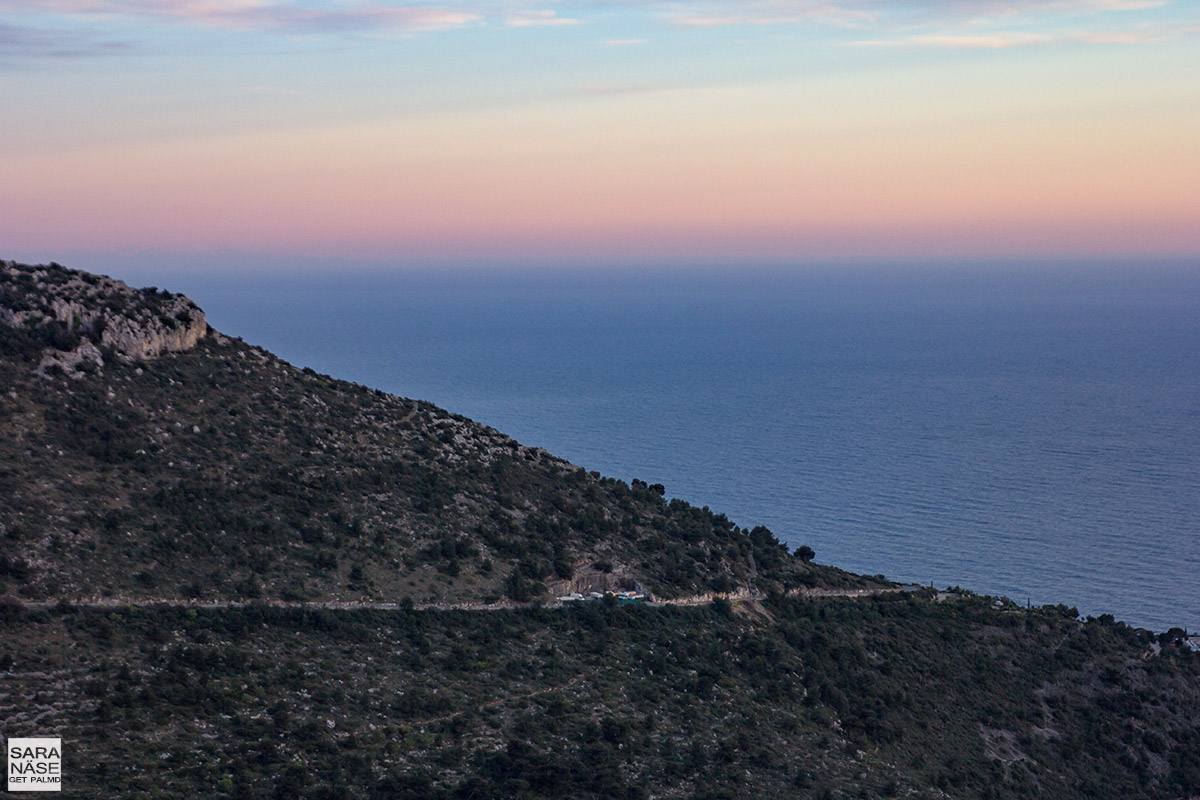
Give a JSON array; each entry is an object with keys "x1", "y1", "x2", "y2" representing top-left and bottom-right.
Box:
[
  {"x1": 3, "y1": 260, "x2": 1199, "y2": 799},
  {"x1": 2, "y1": 595, "x2": 1197, "y2": 799}
]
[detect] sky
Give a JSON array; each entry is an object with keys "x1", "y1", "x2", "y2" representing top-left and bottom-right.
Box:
[{"x1": 2, "y1": 0, "x2": 1199, "y2": 268}]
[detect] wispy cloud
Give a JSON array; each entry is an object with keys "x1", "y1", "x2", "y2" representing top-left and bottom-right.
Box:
[
  {"x1": 667, "y1": 14, "x2": 806, "y2": 28},
  {"x1": 239, "y1": 6, "x2": 480, "y2": 35},
  {"x1": 505, "y1": 9, "x2": 583, "y2": 28},
  {"x1": 1, "y1": 1, "x2": 480, "y2": 35},
  {"x1": 658, "y1": 0, "x2": 1171, "y2": 30},
  {"x1": 0, "y1": 21, "x2": 131, "y2": 63},
  {"x1": 0, "y1": 0, "x2": 1183, "y2": 39},
  {"x1": 663, "y1": 2, "x2": 874, "y2": 29},
  {"x1": 853, "y1": 24, "x2": 1186, "y2": 49},
  {"x1": 953, "y1": 0, "x2": 1168, "y2": 14},
  {"x1": 855, "y1": 0, "x2": 1167, "y2": 18},
  {"x1": 603, "y1": 37, "x2": 647, "y2": 45}
]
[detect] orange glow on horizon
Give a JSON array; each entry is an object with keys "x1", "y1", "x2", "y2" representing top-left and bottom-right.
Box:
[{"x1": 4, "y1": 40, "x2": 1199, "y2": 263}]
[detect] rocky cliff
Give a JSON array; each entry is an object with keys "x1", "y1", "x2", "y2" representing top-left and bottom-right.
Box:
[{"x1": 0, "y1": 260, "x2": 206, "y2": 377}]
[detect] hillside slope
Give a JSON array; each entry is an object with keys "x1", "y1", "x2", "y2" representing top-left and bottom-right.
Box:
[
  {"x1": 3, "y1": 595, "x2": 1199, "y2": 799},
  {"x1": 0, "y1": 259, "x2": 863, "y2": 604},
  {"x1": 2, "y1": 259, "x2": 1199, "y2": 800}
]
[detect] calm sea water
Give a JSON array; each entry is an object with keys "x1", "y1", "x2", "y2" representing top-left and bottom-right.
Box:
[{"x1": 120, "y1": 259, "x2": 1199, "y2": 632}]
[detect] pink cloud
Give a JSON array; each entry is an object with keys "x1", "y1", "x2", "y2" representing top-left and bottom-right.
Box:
[
  {"x1": 665, "y1": 2, "x2": 874, "y2": 29},
  {"x1": 961, "y1": 0, "x2": 1167, "y2": 13},
  {"x1": 3, "y1": 0, "x2": 1181, "y2": 38},
  {"x1": 505, "y1": 9, "x2": 583, "y2": 28},
  {"x1": 853, "y1": 24, "x2": 1188, "y2": 49},
  {"x1": 3, "y1": 1, "x2": 480, "y2": 35},
  {"x1": 659, "y1": 0, "x2": 1170, "y2": 30}
]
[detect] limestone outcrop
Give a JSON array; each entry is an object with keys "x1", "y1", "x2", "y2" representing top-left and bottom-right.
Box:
[{"x1": 1, "y1": 260, "x2": 206, "y2": 375}]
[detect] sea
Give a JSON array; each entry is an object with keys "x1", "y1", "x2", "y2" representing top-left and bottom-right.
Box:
[{"x1": 111, "y1": 257, "x2": 1199, "y2": 633}]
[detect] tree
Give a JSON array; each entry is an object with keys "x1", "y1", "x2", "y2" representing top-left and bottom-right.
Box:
[{"x1": 795, "y1": 545, "x2": 815, "y2": 563}]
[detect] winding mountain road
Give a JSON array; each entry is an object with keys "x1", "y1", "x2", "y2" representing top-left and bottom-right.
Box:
[{"x1": 11, "y1": 584, "x2": 923, "y2": 613}]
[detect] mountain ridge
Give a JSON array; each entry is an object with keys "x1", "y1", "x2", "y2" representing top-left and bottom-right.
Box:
[{"x1": 0, "y1": 259, "x2": 865, "y2": 606}]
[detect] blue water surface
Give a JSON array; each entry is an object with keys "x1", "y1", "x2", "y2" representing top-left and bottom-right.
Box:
[{"x1": 115, "y1": 258, "x2": 1200, "y2": 632}]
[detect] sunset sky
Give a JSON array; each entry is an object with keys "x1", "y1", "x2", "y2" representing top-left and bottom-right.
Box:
[{"x1": 3, "y1": 0, "x2": 1199, "y2": 267}]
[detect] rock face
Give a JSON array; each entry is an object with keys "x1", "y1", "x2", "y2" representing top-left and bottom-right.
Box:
[
  {"x1": 95, "y1": 294, "x2": 206, "y2": 359},
  {"x1": 0, "y1": 260, "x2": 206, "y2": 374}
]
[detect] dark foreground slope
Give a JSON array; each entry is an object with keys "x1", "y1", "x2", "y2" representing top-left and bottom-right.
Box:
[
  {"x1": 2, "y1": 260, "x2": 1199, "y2": 800},
  {"x1": 0, "y1": 260, "x2": 861, "y2": 605},
  {"x1": 3, "y1": 595, "x2": 1199, "y2": 799}
]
